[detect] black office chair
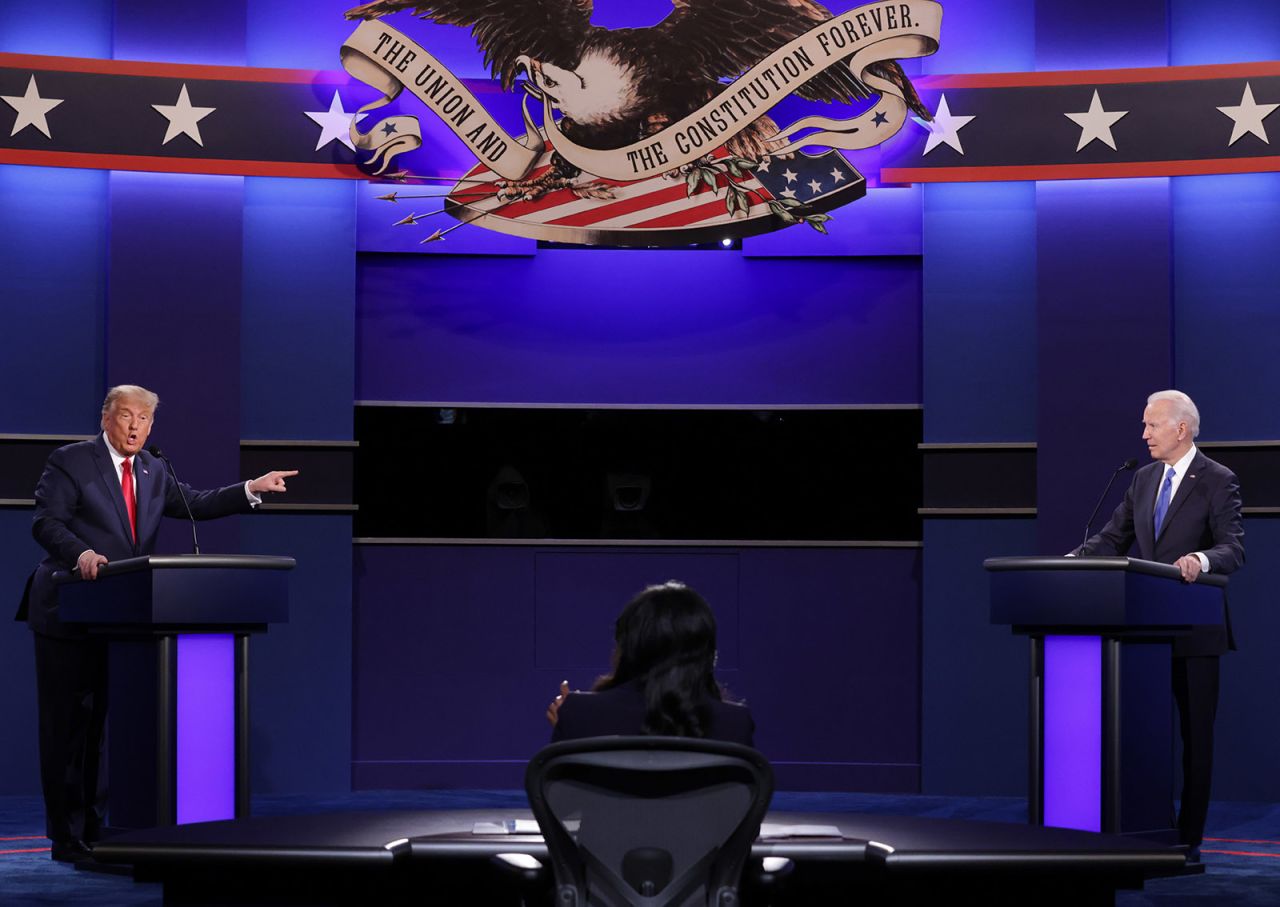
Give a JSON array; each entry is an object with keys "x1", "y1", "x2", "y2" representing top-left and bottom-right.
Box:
[{"x1": 525, "y1": 736, "x2": 774, "y2": 907}]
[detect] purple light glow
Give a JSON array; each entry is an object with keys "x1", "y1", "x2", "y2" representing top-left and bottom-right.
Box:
[
  {"x1": 176, "y1": 634, "x2": 236, "y2": 824},
  {"x1": 1043, "y1": 635, "x2": 1101, "y2": 832}
]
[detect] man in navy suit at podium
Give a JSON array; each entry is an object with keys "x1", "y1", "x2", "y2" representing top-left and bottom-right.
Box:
[
  {"x1": 15, "y1": 384, "x2": 297, "y2": 863},
  {"x1": 1075, "y1": 389, "x2": 1244, "y2": 854}
]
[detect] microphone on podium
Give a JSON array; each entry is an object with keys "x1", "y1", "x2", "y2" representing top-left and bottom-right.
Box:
[
  {"x1": 147, "y1": 445, "x2": 201, "y2": 556},
  {"x1": 1081, "y1": 458, "x2": 1139, "y2": 549}
]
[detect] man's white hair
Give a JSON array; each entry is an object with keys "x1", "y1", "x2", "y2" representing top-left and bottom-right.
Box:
[
  {"x1": 102, "y1": 384, "x2": 160, "y2": 416},
  {"x1": 1147, "y1": 389, "x2": 1199, "y2": 438}
]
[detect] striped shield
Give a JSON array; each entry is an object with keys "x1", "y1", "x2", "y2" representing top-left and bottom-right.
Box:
[{"x1": 443, "y1": 143, "x2": 867, "y2": 246}]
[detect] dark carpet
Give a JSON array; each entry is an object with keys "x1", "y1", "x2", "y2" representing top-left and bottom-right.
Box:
[{"x1": 3, "y1": 792, "x2": 1277, "y2": 905}]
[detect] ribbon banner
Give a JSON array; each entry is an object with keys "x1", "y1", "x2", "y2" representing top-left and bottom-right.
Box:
[{"x1": 342, "y1": 0, "x2": 942, "y2": 182}]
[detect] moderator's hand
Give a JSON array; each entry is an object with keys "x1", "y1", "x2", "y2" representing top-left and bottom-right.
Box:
[
  {"x1": 546, "y1": 680, "x2": 570, "y2": 728},
  {"x1": 77, "y1": 550, "x2": 109, "y2": 580},
  {"x1": 1175, "y1": 554, "x2": 1202, "y2": 583},
  {"x1": 248, "y1": 470, "x2": 299, "y2": 495}
]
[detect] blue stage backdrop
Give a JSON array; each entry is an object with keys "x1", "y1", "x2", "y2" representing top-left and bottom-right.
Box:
[
  {"x1": 356, "y1": 253, "x2": 922, "y2": 406},
  {"x1": 353, "y1": 545, "x2": 922, "y2": 791},
  {"x1": 2, "y1": 0, "x2": 1280, "y2": 806}
]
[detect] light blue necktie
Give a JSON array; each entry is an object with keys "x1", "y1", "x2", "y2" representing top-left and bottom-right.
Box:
[{"x1": 1153, "y1": 467, "x2": 1175, "y2": 538}]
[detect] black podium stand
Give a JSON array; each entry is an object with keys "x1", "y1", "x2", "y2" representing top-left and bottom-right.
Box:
[
  {"x1": 984, "y1": 556, "x2": 1226, "y2": 840},
  {"x1": 55, "y1": 554, "x2": 293, "y2": 830}
]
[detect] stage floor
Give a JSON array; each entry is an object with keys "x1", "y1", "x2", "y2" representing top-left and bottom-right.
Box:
[
  {"x1": 5, "y1": 791, "x2": 1279, "y2": 907},
  {"x1": 89, "y1": 806, "x2": 1188, "y2": 906}
]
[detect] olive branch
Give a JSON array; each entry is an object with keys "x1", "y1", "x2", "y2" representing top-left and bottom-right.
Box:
[{"x1": 680, "y1": 156, "x2": 834, "y2": 234}]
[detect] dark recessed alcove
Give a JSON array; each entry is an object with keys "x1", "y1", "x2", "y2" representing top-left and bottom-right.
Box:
[{"x1": 354, "y1": 406, "x2": 922, "y2": 541}]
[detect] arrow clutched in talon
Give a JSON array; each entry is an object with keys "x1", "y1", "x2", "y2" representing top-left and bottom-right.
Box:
[
  {"x1": 393, "y1": 213, "x2": 424, "y2": 226},
  {"x1": 376, "y1": 192, "x2": 399, "y2": 202}
]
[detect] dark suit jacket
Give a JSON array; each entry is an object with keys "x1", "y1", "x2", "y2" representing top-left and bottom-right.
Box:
[
  {"x1": 551, "y1": 681, "x2": 756, "y2": 747},
  {"x1": 1076, "y1": 449, "x2": 1244, "y2": 655},
  {"x1": 16, "y1": 436, "x2": 253, "y2": 638}
]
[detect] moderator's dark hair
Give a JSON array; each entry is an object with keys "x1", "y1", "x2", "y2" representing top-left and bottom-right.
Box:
[{"x1": 593, "y1": 581, "x2": 722, "y2": 738}]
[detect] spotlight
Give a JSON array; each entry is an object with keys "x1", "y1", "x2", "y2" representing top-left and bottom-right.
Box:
[{"x1": 720, "y1": 238, "x2": 733, "y2": 248}]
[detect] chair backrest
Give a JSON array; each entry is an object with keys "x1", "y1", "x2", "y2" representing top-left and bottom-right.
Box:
[{"x1": 526, "y1": 736, "x2": 774, "y2": 907}]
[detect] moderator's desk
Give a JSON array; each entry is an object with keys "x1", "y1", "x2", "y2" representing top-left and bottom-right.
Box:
[{"x1": 95, "y1": 807, "x2": 1188, "y2": 906}]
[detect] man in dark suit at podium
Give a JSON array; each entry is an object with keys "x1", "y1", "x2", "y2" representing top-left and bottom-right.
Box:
[
  {"x1": 1075, "y1": 389, "x2": 1244, "y2": 854},
  {"x1": 15, "y1": 385, "x2": 297, "y2": 863}
]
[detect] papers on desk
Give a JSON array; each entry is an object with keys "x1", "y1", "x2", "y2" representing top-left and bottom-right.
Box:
[
  {"x1": 471, "y1": 819, "x2": 843, "y2": 839},
  {"x1": 759, "y1": 823, "x2": 843, "y2": 838},
  {"x1": 473, "y1": 820, "x2": 542, "y2": 835}
]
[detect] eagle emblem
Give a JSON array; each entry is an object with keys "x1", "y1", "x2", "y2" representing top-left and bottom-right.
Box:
[{"x1": 342, "y1": 0, "x2": 942, "y2": 245}]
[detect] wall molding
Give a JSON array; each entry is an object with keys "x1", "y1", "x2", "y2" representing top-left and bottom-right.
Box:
[
  {"x1": 353, "y1": 537, "x2": 922, "y2": 548},
  {"x1": 356, "y1": 401, "x2": 924, "y2": 410}
]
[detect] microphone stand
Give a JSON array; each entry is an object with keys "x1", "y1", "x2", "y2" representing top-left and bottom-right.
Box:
[
  {"x1": 147, "y1": 446, "x2": 201, "y2": 555},
  {"x1": 1081, "y1": 458, "x2": 1138, "y2": 549}
]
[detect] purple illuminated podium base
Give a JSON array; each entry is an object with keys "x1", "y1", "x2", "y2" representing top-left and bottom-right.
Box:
[
  {"x1": 1033, "y1": 635, "x2": 1173, "y2": 838},
  {"x1": 1041, "y1": 635, "x2": 1102, "y2": 832},
  {"x1": 106, "y1": 633, "x2": 250, "y2": 829},
  {"x1": 987, "y1": 556, "x2": 1225, "y2": 841},
  {"x1": 56, "y1": 555, "x2": 292, "y2": 830}
]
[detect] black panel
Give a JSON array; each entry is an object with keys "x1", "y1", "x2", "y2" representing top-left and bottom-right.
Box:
[
  {"x1": 239, "y1": 445, "x2": 355, "y2": 507},
  {"x1": 1197, "y1": 445, "x2": 1280, "y2": 509},
  {"x1": 354, "y1": 408, "x2": 922, "y2": 541},
  {"x1": 0, "y1": 437, "x2": 84, "y2": 500},
  {"x1": 922, "y1": 447, "x2": 1037, "y2": 510}
]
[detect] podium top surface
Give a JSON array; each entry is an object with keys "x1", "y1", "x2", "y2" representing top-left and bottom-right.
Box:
[
  {"x1": 983, "y1": 556, "x2": 1227, "y2": 588},
  {"x1": 54, "y1": 554, "x2": 293, "y2": 628},
  {"x1": 54, "y1": 554, "x2": 296, "y2": 585}
]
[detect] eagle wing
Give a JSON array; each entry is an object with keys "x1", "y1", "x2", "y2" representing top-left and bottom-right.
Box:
[
  {"x1": 651, "y1": 0, "x2": 875, "y2": 104},
  {"x1": 345, "y1": 0, "x2": 594, "y2": 91}
]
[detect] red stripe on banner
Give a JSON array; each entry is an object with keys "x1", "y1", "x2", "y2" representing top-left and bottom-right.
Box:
[
  {"x1": 0, "y1": 847, "x2": 50, "y2": 855},
  {"x1": 882, "y1": 157, "x2": 1280, "y2": 184},
  {"x1": 916, "y1": 60, "x2": 1280, "y2": 90},
  {"x1": 1204, "y1": 837, "x2": 1280, "y2": 846},
  {"x1": 546, "y1": 182, "x2": 697, "y2": 227},
  {"x1": 0, "y1": 51, "x2": 343, "y2": 85},
  {"x1": 1202, "y1": 849, "x2": 1280, "y2": 859},
  {"x1": 0, "y1": 149, "x2": 366, "y2": 179},
  {"x1": 0, "y1": 836, "x2": 46, "y2": 841},
  {"x1": 628, "y1": 193, "x2": 763, "y2": 230},
  {"x1": 549, "y1": 171, "x2": 764, "y2": 228},
  {"x1": 469, "y1": 180, "x2": 582, "y2": 220},
  {"x1": 449, "y1": 163, "x2": 557, "y2": 206},
  {"x1": 457, "y1": 141, "x2": 554, "y2": 183},
  {"x1": 467, "y1": 160, "x2": 673, "y2": 221},
  {"x1": 450, "y1": 177, "x2": 502, "y2": 203}
]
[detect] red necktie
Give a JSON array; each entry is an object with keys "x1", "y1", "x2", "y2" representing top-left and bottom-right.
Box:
[{"x1": 121, "y1": 457, "x2": 137, "y2": 543}]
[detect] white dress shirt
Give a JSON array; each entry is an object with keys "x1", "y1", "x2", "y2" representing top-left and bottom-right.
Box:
[
  {"x1": 79, "y1": 435, "x2": 260, "y2": 565},
  {"x1": 1157, "y1": 444, "x2": 1210, "y2": 573}
]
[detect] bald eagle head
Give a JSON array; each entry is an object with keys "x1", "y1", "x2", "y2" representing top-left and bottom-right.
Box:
[{"x1": 525, "y1": 44, "x2": 645, "y2": 128}]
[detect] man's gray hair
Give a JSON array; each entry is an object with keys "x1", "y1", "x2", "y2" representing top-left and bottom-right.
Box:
[
  {"x1": 102, "y1": 385, "x2": 160, "y2": 416},
  {"x1": 1148, "y1": 389, "x2": 1200, "y2": 438}
]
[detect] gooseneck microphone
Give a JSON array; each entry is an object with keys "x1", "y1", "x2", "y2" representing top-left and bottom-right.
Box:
[
  {"x1": 146, "y1": 445, "x2": 200, "y2": 555},
  {"x1": 1081, "y1": 458, "x2": 1139, "y2": 549}
]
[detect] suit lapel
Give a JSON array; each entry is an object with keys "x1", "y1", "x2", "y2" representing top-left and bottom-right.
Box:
[
  {"x1": 1160, "y1": 450, "x2": 1204, "y2": 533},
  {"x1": 92, "y1": 436, "x2": 135, "y2": 547}
]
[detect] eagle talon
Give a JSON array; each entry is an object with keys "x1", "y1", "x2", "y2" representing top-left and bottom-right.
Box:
[{"x1": 496, "y1": 175, "x2": 575, "y2": 203}]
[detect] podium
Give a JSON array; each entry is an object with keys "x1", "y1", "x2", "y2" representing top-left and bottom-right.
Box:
[
  {"x1": 55, "y1": 554, "x2": 293, "y2": 830},
  {"x1": 984, "y1": 556, "x2": 1226, "y2": 840}
]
